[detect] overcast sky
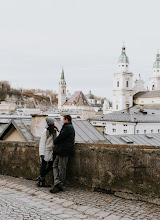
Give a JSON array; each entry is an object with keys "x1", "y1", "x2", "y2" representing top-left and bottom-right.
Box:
[{"x1": 0, "y1": 0, "x2": 160, "y2": 100}]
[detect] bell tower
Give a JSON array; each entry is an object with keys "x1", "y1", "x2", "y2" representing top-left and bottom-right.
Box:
[
  {"x1": 149, "y1": 50, "x2": 160, "y2": 91},
  {"x1": 112, "y1": 44, "x2": 133, "y2": 111},
  {"x1": 58, "y1": 68, "x2": 66, "y2": 110}
]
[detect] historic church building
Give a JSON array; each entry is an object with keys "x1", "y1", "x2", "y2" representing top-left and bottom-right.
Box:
[{"x1": 113, "y1": 45, "x2": 160, "y2": 111}]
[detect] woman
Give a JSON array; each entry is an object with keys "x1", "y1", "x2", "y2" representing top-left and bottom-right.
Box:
[{"x1": 36, "y1": 117, "x2": 59, "y2": 187}]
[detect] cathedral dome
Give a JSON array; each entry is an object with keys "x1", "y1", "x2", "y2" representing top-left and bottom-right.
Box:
[
  {"x1": 87, "y1": 91, "x2": 94, "y2": 99},
  {"x1": 153, "y1": 52, "x2": 160, "y2": 68},
  {"x1": 118, "y1": 46, "x2": 129, "y2": 64}
]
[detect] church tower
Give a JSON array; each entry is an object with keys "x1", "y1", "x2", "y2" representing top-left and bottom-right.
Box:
[
  {"x1": 58, "y1": 68, "x2": 66, "y2": 110},
  {"x1": 112, "y1": 45, "x2": 134, "y2": 111},
  {"x1": 148, "y1": 50, "x2": 160, "y2": 91}
]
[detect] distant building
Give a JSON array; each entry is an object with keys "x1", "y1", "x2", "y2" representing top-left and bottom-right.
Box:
[
  {"x1": 62, "y1": 91, "x2": 96, "y2": 119},
  {"x1": 148, "y1": 50, "x2": 160, "y2": 91},
  {"x1": 90, "y1": 107, "x2": 160, "y2": 135},
  {"x1": 112, "y1": 45, "x2": 134, "y2": 111},
  {"x1": 0, "y1": 101, "x2": 16, "y2": 114},
  {"x1": 112, "y1": 46, "x2": 160, "y2": 111}
]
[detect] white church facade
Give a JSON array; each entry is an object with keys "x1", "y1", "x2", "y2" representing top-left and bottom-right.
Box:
[
  {"x1": 112, "y1": 45, "x2": 134, "y2": 111},
  {"x1": 112, "y1": 46, "x2": 160, "y2": 111}
]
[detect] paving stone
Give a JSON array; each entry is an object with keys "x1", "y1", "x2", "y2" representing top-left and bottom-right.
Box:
[
  {"x1": 0, "y1": 175, "x2": 160, "y2": 220},
  {"x1": 95, "y1": 210, "x2": 111, "y2": 218},
  {"x1": 84, "y1": 207, "x2": 101, "y2": 215},
  {"x1": 62, "y1": 201, "x2": 74, "y2": 207}
]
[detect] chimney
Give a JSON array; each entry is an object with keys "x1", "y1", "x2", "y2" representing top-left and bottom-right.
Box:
[
  {"x1": 31, "y1": 114, "x2": 47, "y2": 137},
  {"x1": 140, "y1": 105, "x2": 144, "y2": 112}
]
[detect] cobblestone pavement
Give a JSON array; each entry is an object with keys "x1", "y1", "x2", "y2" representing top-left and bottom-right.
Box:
[{"x1": 0, "y1": 175, "x2": 160, "y2": 219}]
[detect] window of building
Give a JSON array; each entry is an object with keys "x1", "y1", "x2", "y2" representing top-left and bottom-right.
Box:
[
  {"x1": 103, "y1": 123, "x2": 106, "y2": 125},
  {"x1": 126, "y1": 65, "x2": 128, "y2": 67},
  {"x1": 152, "y1": 85, "x2": 155, "y2": 90},
  {"x1": 117, "y1": 81, "x2": 119, "y2": 87},
  {"x1": 144, "y1": 130, "x2": 146, "y2": 133},
  {"x1": 158, "y1": 129, "x2": 160, "y2": 133},
  {"x1": 137, "y1": 130, "x2": 139, "y2": 134},
  {"x1": 126, "y1": 81, "x2": 129, "y2": 87},
  {"x1": 124, "y1": 130, "x2": 127, "y2": 134},
  {"x1": 112, "y1": 129, "x2": 116, "y2": 132},
  {"x1": 116, "y1": 105, "x2": 118, "y2": 110},
  {"x1": 93, "y1": 122, "x2": 96, "y2": 124},
  {"x1": 112, "y1": 123, "x2": 116, "y2": 126},
  {"x1": 122, "y1": 65, "x2": 124, "y2": 67},
  {"x1": 123, "y1": 124, "x2": 127, "y2": 126},
  {"x1": 151, "y1": 130, "x2": 153, "y2": 133},
  {"x1": 63, "y1": 89, "x2": 64, "y2": 94},
  {"x1": 158, "y1": 70, "x2": 159, "y2": 72}
]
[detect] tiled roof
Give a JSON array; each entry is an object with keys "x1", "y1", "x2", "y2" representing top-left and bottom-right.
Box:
[
  {"x1": 106, "y1": 133, "x2": 160, "y2": 146},
  {"x1": 134, "y1": 90, "x2": 160, "y2": 99},
  {"x1": 0, "y1": 115, "x2": 110, "y2": 144},
  {"x1": 91, "y1": 107, "x2": 160, "y2": 123},
  {"x1": 53, "y1": 119, "x2": 110, "y2": 144},
  {"x1": 0, "y1": 119, "x2": 34, "y2": 141},
  {"x1": 64, "y1": 91, "x2": 90, "y2": 106}
]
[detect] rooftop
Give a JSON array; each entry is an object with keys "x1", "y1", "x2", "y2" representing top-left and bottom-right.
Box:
[
  {"x1": 91, "y1": 107, "x2": 160, "y2": 123},
  {"x1": 64, "y1": 91, "x2": 90, "y2": 106},
  {"x1": 106, "y1": 133, "x2": 160, "y2": 146},
  {"x1": 134, "y1": 90, "x2": 160, "y2": 99}
]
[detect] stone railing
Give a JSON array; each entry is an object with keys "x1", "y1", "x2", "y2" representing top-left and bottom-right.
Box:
[{"x1": 0, "y1": 141, "x2": 160, "y2": 203}]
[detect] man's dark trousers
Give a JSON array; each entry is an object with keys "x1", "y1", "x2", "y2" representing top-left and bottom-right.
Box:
[{"x1": 53, "y1": 155, "x2": 68, "y2": 186}]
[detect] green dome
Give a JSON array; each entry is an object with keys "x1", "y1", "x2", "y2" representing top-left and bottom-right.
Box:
[
  {"x1": 153, "y1": 52, "x2": 160, "y2": 68},
  {"x1": 118, "y1": 46, "x2": 129, "y2": 64}
]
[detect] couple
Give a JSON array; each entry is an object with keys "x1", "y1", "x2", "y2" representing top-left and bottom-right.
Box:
[{"x1": 37, "y1": 115, "x2": 75, "y2": 193}]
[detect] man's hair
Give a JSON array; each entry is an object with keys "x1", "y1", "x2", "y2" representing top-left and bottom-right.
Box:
[{"x1": 63, "y1": 115, "x2": 72, "y2": 122}]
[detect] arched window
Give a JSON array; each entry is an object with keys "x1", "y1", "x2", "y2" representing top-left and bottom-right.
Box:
[
  {"x1": 152, "y1": 85, "x2": 155, "y2": 90},
  {"x1": 126, "y1": 81, "x2": 129, "y2": 87},
  {"x1": 117, "y1": 81, "x2": 119, "y2": 87}
]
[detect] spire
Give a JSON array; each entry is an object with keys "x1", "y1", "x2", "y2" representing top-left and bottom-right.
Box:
[{"x1": 61, "y1": 68, "x2": 65, "y2": 81}]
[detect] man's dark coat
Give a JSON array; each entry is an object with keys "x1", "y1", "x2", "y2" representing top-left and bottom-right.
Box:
[{"x1": 53, "y1": 122, "x2": 75, "y2": 156}]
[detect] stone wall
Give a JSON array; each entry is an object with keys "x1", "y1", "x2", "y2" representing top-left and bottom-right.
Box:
[{"x1": 0, "y1": 141, "x2": 160, "y2": 202}]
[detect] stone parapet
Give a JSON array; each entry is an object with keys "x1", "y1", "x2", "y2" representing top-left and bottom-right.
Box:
[{"x1": 0, "y1": 141, "x2": 160, "y2": 201}]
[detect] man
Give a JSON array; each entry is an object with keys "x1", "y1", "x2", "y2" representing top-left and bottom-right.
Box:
[{"x1": 50, "y1": 115, "x2": 75, "y2": 193}]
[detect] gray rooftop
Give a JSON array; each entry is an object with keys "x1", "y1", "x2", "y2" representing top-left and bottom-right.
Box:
[
  {"x1": 0, "y1": 116, "x2": 110, "y2": 144},
  {"x1": 0, "y1": 118, "x2": 34, "y2": 141},
  {"x1": 106, "y1": 133, "x2": 160, "y2": 146},
  {"x1": 134, "y1": 90, "x2": 160, "y2": 99},
  {"x1": 54, "y1": 119, "x2": 110, "y2": 144},
  {"x1": 91, "y1": 107, "x2": 160, "y2": 123}
]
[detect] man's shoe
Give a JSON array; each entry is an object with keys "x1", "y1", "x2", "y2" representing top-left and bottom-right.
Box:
[
  {"x1": 57, "y1": 183, "x2": 63, "y2": 191},
  {"x1": 50, "y1": 183, "x2": 63, "y2": 193},
  {"x1": 50, "y1": 186, "x2": 60, "y2": 194}
]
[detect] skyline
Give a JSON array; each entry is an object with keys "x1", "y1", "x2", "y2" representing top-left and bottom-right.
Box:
[{"x1": 0, "y1": 0, "x2": 160, "y2": 99}]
